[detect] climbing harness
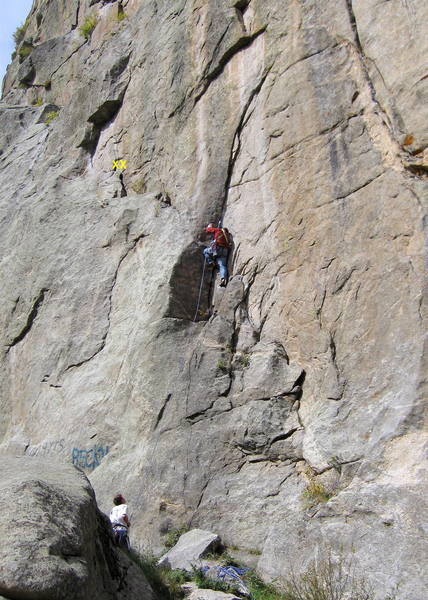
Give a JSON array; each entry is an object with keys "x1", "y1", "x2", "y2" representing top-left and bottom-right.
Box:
[
  {"x1": 112, "y1": 524, "x2": 130, "y2": 550},
  {"x1": 193, "y1": 254, "x2": 207, "y2": 322}
]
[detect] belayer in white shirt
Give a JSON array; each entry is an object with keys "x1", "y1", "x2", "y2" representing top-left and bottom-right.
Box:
[{"x1": 109, "y1": 493, "x2": 131, "y2": 549}]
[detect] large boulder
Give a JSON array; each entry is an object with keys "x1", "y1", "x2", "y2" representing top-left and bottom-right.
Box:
[
  {"x1": 0, "y1": 457, "x2": 154, "y2": 600},
  {"x1": 158, "y1": 529, "x2": 220, "y2": 571}
]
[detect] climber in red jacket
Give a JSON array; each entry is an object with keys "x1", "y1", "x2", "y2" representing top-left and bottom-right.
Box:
[{"x1": 204, "y1": 223, "x2": 231, "y2": 287}]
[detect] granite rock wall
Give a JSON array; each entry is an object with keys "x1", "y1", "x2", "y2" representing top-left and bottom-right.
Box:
[{"x1": 0, "y1": 1, "x2": 427, "y2": 598}]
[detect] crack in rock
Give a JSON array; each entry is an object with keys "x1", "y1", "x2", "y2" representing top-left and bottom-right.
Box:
[
  {"x1": 64, "y1": 233, "x2": 145, "y2": 373},
  {"x1": 6, "y1": 288, "x2": 49, "y2": 353},
  {"x1": 194, "y1": 26, "x2": 267, "y2": 104},
  {"x1": 154, "y1": 393, "x2": 172, "y2": 429}
]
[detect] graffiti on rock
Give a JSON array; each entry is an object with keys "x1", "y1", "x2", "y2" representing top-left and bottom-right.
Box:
[
  {"x1": 26, "y1": 439, "x2": 66, "y2": 457},
  {"x1": 71, "y1": 444, "x2": 110, "y2": 471},
  {"x1": 25, "y1": 439, "x2": 111, "y2": 472}
]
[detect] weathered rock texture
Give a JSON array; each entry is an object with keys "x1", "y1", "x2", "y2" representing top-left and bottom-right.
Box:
[
  {"x1": 0, "y1": 1, "x2": 427, "y2": 599},
  {"x1": 183, "y1": 585, "x2": 241, "y2": 600},
  {"x1": 0, "y1": 457, "x2": 154, "y2": 600},
  {"x1": 158, "y1": 528, "x2": 220, "y2": 571}
]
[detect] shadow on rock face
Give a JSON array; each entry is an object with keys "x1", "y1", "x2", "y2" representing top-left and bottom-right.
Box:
[{"x1": 166, "y1": 242, "x2": 213, "y2": 322}]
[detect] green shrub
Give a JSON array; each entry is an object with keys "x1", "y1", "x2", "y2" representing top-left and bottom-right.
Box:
[
  {"x1": 45, "y1": 111, "x2": 59, "y2": 126},
  {"x1": 80, "y1": 14, "x2": 98, "y2": 40},
  {"x1": 163, "y1": 525, "x2": 190, "y2": 549},
  {"x1": 242, "y1": 355, "x2": 251, "y2": 367},
  {"x1": 13, "y1": 17, "x2": 30, "y2": 47},
  {"x1": 117, "y1": 11, "x2": 128, "y2": 22},
  {"x1": 236, "y1": 353, "x2": 251, "y2": 368},
  {"x1": 18, "y1": 43, "x2": 33, "y2": 61},
  {"x1": 217, "y1": 359, "x2": 228, "y2": 373},
  {"x1": 33, "y1": 97, "x2": 43, "y2": 106},
  {"x1": 302, "y1": 480, "x2": 333, "y2": 508}
]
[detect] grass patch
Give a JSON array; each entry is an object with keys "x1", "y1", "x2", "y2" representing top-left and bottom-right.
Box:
[
  {"x1": 80, "y1": 14, "x2": 98, "y2": 40},
  {"x1": 202, "y1": 548, "x2": 241, "y2": 567},
  {"x1": 236, "y1": 353, "x2": 251, "y2": 368},
  {"x1": 126, "y1": 544, "x2": 390, "y2": 600},
  {"x1": 246, "y1": 573, "x2": 286, "y2": 600},
  {"x1": 217, "y1": 359, "x2": 228, "y2": 373},
  {"x1": 130, "y1": 178, "x2": 146, "y2": 194},
  {"x1": 241, "y1": 355, "x2": 251, "y2": 367},
  {"x1": 192, "y1": 567, "x2": 237, "y2": 594},
  {"x1": 18, "y1": 43, "x2": 33, "y2": 61},
  {"x1": 281, "y1": 556, "x2": 375, "y2": 600},
  {"x1": 218, "y1": 550, "x2": 243, "y2": 567},
  {"x1": 302, "y1": 480, "x2": 333, "y2": 508},
  {"x1": 127, "y1": 550, "x2": 188, "y2": 599},
  {"x1": 45, "y1": 111, "x2": 59, "y2": 126},
  {"x1": 117, "y1": 11, "x2": 128, "y2": 22},
  {"x1": 13, "y1": 17, "x2": 30, "y2": 47},
  {"x1": 163, "y1": 525, "x2": 190, "y2": 550},
  {"x1": 33, "y1": 97, "x2": 43, "y2": 106}
]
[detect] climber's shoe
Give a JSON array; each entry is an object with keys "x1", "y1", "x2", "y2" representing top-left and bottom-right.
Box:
[{"x1": 219, "y1": 278, "x2": 227, "y2": 287}]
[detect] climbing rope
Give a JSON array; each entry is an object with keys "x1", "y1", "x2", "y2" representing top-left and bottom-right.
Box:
[{"x1": 193, "y1": 255, "x2": 207, "y2": 322}]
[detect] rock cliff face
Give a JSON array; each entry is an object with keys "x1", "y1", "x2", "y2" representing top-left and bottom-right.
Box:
[{"x1": 0, "y1": 1, "x2": 427, "y2": 598}]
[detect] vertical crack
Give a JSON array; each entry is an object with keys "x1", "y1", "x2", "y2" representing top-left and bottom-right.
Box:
[
  {"x1": 64, "y1": 233, "x2": 146, "y2": 373},
  {"x1": 192, "y1": 478, "x2": 211, "y2": 514},
  {"x1": 119, "y1": 172, "x2": 127, "y2": 197},
  {"x1": 235, "y1": 0, "x2": 250, "y2": 33},
  {"x1": 194, "y1": 27, "x2": 267, "y2": 104},
  {"x1": 344, "y1": 0, "x2": 398, "y2": 135},
  {"x1": 6, "y1": 288, "x2": 49, "y2": 353},
  {"x1": 220, "y1": 65, "x2": 272, "y2": 223},
  {"x1": 154, "y1": 393, "x2": 172, "y2": 430},
  {"x1": 72, "y1": 0, "x2": 81, "y2": 31},
  {"x1": 345, "y1": 0, "x2": 363, "y2": 51},
  {"x1": 343, "y1": 0, "x2": 415, "y2": 175},
  {"x1": 344, "y1": 0, "x2": 382, "y2": 110},
  {"x1": 328, "y1": 332, "x2": 346, "y2": 401}
]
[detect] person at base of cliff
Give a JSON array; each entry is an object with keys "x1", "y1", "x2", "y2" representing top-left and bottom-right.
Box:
[
  {"x1": 109, "y1": 493, "x2": 131, "y2": 550},
  {"x1": 203, "y1": 223, "x2": 231, "y2": 287}
]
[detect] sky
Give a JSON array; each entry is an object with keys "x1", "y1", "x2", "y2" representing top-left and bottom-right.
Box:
[{"x1": 0, "y1": 1, "x2": 34, "y2": 86}]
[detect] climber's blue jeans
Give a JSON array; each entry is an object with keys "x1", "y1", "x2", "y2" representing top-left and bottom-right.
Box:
[
  {"x1": 204, "y1": 246, "x2": 229, "y2": 280},
  {"x1": 113, "y1": 525, "x2": 130, "y2": 550}
]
